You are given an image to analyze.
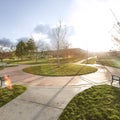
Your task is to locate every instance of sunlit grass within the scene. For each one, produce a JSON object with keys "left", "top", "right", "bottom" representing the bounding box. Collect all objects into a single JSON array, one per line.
[
  {"left": 23, "top": 64, "right": 97, "bottom": 76},
  {"left": 5, "top": 57, "right": 82, "bottom": 65},
  {"left": 82, "top": 58, "right": 97, "bottom": 64},
  {"left": 58, "top": 84, "right": 120, "bottom": 120},
  {"left": 98, "top": 57, "right": 120, "bottom": 68},
  {"left": 0, "top": 85, "right": 27, "bottom": 107}
]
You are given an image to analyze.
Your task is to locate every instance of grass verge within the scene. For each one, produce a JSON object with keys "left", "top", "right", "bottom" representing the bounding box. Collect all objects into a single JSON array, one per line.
[
  {"left": 5, "top": 57, "right": 82, "bottom": 65},
  {"left": 58, "top": 84, "right": 120, "bottom": 120},
  {"left": 23, "top": 64, "right": 97, "bottom": 76},
  {"left": 0, "top": 85, "right": 27, "bottom": 107},
  {"left": 98, "top": 57, "right": 120, "bottom": 68},
  {"left": 82, "top": 57, "right": 97, "bottom": 64}
]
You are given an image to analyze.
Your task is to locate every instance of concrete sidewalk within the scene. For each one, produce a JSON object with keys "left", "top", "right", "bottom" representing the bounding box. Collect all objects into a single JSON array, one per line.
[{"left": 0, "top": 64, "right": 120, "bottom": 120}]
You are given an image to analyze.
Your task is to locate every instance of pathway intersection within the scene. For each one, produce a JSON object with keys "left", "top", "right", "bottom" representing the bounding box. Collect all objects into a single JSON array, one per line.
[{"left": 0, "top": 64, "right": 119, "bottom": 120}]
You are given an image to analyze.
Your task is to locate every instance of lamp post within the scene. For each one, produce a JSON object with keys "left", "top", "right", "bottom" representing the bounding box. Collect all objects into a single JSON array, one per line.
[
  {"left": 86, "top": 48, "right": 88, "bottom": 64},
  {"left": 86, "top": 39, "right": 89, "bottom": 64}
]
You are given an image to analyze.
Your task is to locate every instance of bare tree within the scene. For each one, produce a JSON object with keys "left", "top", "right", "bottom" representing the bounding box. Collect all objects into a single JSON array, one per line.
[
  {"left": 0, "top": 46, "right": 10, "bottom": 62},
  {"left": 110, "top": 9, "right": 120, "bottom": 50},
  {"left": 0, "top": 38, "right": 12, "bottom": 62},
  {"left": 34, "top": 39, "right": 50, "bottom": 62},
  {"left": 52, "top": 20, "right": 69, "bottom": 67}
]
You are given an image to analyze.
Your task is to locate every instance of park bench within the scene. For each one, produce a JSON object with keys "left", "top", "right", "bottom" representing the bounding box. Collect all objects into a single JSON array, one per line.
[
  {"left": 111, "top": 75, "right": 120, "bottom": 85},
  {"left": 0, "top": 76, "right": 5, "bottom": 87}
]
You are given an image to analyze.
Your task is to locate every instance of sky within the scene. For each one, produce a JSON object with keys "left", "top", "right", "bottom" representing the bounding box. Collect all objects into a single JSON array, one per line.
[{"left": 0, "top": 0, "right": 120, "bottom": 52}]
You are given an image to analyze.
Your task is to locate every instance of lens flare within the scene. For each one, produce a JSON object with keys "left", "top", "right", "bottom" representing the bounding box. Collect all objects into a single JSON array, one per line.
[{"left": 4, "top": 75, "right": 13, "bottom": 90}]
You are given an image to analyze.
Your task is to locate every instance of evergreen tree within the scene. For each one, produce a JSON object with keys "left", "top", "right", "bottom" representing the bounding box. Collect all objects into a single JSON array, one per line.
[
  {"left": 26, "top": 38, "right": 36, "bottom": 59},
  {"left": 15, "top": 40, "right": 28, "bottom": 60}
]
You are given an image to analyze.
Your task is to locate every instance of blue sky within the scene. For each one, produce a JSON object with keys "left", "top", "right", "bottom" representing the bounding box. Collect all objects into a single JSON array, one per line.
[
  {"left": 0, "top": 0, "right": 120, "bottom": 51},
  {"left": 0, "top": 0, "right": 72, "bottom": 40}
]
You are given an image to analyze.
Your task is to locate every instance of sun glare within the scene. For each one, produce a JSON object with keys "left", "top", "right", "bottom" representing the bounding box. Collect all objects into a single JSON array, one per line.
[
  {"left": 69, "top": 34, "right": 113, "bottom": 52},
  {"left": 68, "top": 0, "right": 115, "bottom": 52}
]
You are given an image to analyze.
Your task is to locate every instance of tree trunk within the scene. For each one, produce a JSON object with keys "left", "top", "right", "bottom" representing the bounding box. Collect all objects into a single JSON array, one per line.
[{"left": 57, "top": 40, "right": 60, "bottom": 67}]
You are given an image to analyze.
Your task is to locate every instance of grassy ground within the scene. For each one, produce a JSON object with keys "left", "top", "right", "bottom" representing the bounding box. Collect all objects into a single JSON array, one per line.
[
  {"left": 58, "top": 84, "right": 120, "bottom": 120},
  {"left": 0, "top": 64, "right": 18, "bottom": 71},
  {"left": 4, "top": 58, "right": 49, "bottom": 65},
  {"left": 0, "top": 85, "right": 26, "bottom": 107},
  {"left": 98, "top": 57, "right": 120, "bottom": 68},
  {"left": 0, "top": 66, "right": 4, "bottom": 70},
  {"left": 23, "top": 64, "right": 97, "bottom": 76},
  {"left": 82, "top": 57, "right": 120, "bottom": 69},
  {"left": 82, "top": 57, "right": 97, "bottom": 64},
  {"left": 5, "top": 57, "right": 82, "bottom": 65}
]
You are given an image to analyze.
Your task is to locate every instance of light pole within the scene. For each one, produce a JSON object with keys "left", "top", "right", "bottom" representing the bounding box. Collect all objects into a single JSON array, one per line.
[
  {"left": 86, "top": 48, "right": 88, "bottom": 64},
  {"left": 86, "top": 39, "right": 89, "bottom": 64}
]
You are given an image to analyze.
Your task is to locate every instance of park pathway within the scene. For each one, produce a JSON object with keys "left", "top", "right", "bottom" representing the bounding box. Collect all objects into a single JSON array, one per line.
[{"left": 0, "top": 64, "right": 120, "bottom": 120}]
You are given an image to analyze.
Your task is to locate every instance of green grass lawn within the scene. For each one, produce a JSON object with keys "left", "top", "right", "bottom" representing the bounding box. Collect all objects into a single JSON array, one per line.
[
  {"left": 58, "top": 84, "right": 120, "bottom": 120},
  {"left": 82, "top": 57, "right": 97, "bottom": 64},
  {"left": 5, "top": 59, "right": 48, "bottom": 65},
  {"left": 98, "top": 57, "right": 120, "bottom": 68},
  {"left": 23, "top": 64, "right": 97, "bottom": 76},
  {"left": 5, "top": 57, "right": 82, "bottom": 65},
  {"left": 0, "top": 66, "right": 4, "bottom": 70},
  {"left": 0, "top": 85, "right": 26, "bottom": 107},
  {"left": 0, "top": 64, "right": 19, "bottom": 71}
]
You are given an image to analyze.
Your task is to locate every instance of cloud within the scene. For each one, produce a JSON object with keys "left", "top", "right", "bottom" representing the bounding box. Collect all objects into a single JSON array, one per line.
[
  {"left": 34, "top": 24, "right": 51, "bottom": 34},
  {"left": 32, "top": 23, "right": 75, "bottom": 49},
  {"left": 33, "top": 24, "right": 52, "bottom": 42},
  {"left": 16, "top": 37, "right": 29, "bottom": 43},
  {"left": 33, "top": 23, "right": 74, "bottom": 37},
  {"left": 32, "top": 33, "right": 48, "bottom": 41},
  {"left": 0, "top": 38, "right": 13, "bottom": 47}
]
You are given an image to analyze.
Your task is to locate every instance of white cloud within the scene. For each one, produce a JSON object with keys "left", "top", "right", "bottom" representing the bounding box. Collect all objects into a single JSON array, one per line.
[
  {"left": 33, "top": 24, "right": 50, "bottom": 34},
  {"left": 32, "top": 33, "right": 48, "bottom": 41},
  {"left": 32, "top": 23, "right": 74, "bottom": 48}
]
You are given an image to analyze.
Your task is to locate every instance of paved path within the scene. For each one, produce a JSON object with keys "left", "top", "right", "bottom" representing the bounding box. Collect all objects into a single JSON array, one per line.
[{"left": 0, "top": 64, "right": 120, "bottom": 120}]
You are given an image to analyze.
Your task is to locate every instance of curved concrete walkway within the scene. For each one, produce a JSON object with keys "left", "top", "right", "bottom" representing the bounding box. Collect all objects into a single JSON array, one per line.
[{"left": 0, "top": 64, "right": 119, "bottom": 120}]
